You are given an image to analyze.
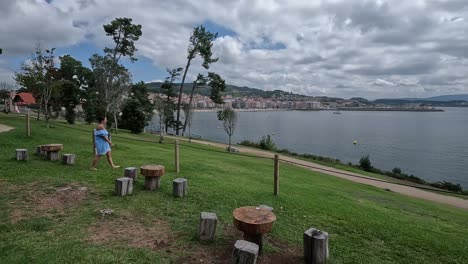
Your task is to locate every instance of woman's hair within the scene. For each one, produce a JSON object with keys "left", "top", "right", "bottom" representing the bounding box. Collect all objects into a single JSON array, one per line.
[{"left": 96, "top": 116, "right": 106, "bottom": 124}]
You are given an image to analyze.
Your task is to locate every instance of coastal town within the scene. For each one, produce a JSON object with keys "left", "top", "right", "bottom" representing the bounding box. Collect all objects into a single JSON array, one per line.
[{"left": 151, "top": 92, "right": 449, "bottom": 112}]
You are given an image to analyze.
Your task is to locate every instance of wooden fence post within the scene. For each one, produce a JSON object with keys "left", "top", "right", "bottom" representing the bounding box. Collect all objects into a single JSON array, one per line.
[
  {"left": 26, "top": 109, "right": 31, "bottom": 137},
  {"left": 175, "top": 139, "right": 180, "bottom": 173},
  {"left": 274, "top": 154, "right": 279, "bottom": 195}
]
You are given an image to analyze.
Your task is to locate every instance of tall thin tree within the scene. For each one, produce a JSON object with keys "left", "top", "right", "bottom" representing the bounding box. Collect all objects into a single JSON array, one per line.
[{"left": 175, "top": 25, "right": 218, "bottom": 135}]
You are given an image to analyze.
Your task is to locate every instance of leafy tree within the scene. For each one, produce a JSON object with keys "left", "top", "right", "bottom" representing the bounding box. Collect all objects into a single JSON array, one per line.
[
  {"left": 58, "top": 55, "right": 92, "bottom": 124},
  {"left": 359, "top": 155, "right": 372, "bottom": 172},
  {"left": 120, "top": 82, "right": 153, "bottom": 133},
  {"left": 217, "top": 107, "right": 237, "bottom": 152},
  {"left": 392, "top": 167, "right": 402, "bottom": 175},
  {"left": 259, "top": 134, "right": 276, "bottom": 151},
  {"left": 0, "top": 82, "right": 14, "bottom": 113},
  {"left": 176, "top": 25, "right": 218, "bottom": 135},
  {"left": 89, "top": 54, "right": 131, "bottom": 128},
  {"left": 15, "top": 47, "right": 59, "bottom": 127},
  {"left": 207, "top": 72, "right": 226, "bottom": 104},
  {"left": 120, "top": 99, "right": 146, "bottom": 133},
  {"left": 181, "top": 72, "right": 226, "bottom": 135},
  {"left": 100, "top": 17, "right": 142, "bottom": 131},
  {"left": 160, "top": 68, "right": 182, "bottom": 133}
]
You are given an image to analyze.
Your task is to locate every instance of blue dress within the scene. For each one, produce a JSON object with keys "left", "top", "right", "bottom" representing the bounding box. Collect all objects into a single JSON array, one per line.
[{"left": 94, "top": 129, "right": 111, "bottom": 155}]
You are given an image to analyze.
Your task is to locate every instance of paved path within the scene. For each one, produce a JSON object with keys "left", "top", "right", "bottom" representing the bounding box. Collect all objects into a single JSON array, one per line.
[
  {"left": 0, "top": 124, "right": 13, "bottom": 133},
  {"left": 182, "top": 138, "right": 468, "bottom": 210}
]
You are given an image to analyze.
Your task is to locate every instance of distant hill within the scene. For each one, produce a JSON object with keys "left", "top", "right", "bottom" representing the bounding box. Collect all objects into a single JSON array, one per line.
[
  {"left": 392, "top": 94, "right": 468, "bottom": 102},
  {"left": 145, "top": 82, "right": 311, "bottom": 99},
  {"left": 413, "top": 94, "right": 468, "bottom": 102},
  {"left": 374, "top": 94, "right": 468, "bottom": 106}
]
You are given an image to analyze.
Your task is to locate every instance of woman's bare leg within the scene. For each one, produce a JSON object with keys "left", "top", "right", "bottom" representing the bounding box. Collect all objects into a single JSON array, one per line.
[
  {"left": 91, "top": 155, "right": 101, "bottom": 170},
  {"left": 106, "top": 151, "right": 119, "bottom": 168}
]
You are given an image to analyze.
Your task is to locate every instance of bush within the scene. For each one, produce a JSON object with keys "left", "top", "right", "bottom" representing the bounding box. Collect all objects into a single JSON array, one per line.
[
  {"left": 239, "top": 140, "right": 260, "bottom": 148},
  {"left": 430, "top": 181, "right": 463, "bottom": 193},
  {"left": 359, "top": 155, "right": 372, "bottom": 172},
  {"left": 259, "top": 134, "right": 276, "bottom": 151},
  {"left": 392, "top": 167, "right": 402, "bottom": 174}
]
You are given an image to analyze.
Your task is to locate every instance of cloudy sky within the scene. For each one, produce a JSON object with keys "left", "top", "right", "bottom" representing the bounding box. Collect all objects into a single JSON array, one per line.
[{"left": 1, "top": 0, "right": 468, "bottom": 99}]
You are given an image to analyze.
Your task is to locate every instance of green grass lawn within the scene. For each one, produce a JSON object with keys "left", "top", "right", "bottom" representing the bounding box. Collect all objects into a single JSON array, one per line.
[{"left": 1, "top": 113, "right": 468, "bottom": 264}]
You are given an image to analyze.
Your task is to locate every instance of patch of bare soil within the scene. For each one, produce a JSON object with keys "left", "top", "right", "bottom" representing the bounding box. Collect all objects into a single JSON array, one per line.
[
  {"left": 8, "top": 182, "right": 90, "bottom": 223},
  {"left": 86, "top": 214, "right": 173, "bottom": 251}
]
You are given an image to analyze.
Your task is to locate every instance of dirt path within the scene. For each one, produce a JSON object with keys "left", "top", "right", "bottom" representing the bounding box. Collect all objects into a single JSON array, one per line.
[
  {"left": 0, "top": 124, "right": 13, "bottom": 133},
  {"left": 184, "top": 138, "right": 468, "bottom": 210}
]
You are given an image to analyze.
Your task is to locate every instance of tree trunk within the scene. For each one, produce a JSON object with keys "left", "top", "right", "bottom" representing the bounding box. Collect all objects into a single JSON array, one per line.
[
  {"left": 176, "top": 59, "right": 192, "bottom": 135},
  {"left": 182, "top": 82, "right": 197, "bottom": 135},
  {"left": 113, "top": 110, "right": 118, "bottom": 134},
  {"left": 229, "top": 136, "right": 232, "bottom": 153}
]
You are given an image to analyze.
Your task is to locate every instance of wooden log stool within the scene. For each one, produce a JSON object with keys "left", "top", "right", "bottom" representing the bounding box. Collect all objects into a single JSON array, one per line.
[
  {"left": 115, "top": 177, "right": 133, "bottom": 197},
  {"left": 173, "top": 178, "right": 188, "bottom": 197},
  {"left": 16, "top": 149, "right": 29, "bottom": 161},
  {"left": 233, "top": 206, "right": 276, "bottom": 255},
  {"left": 124, "top": 167, "right": 138, "bottom": 182},
  {"left": 41, "top": 144, "right": 63, "bottom": 161},
  {"left": 140, "top": 165, "right": 165, "bottom": 191},
  {"left": 304, "top": 228, "right": 329, "bottom": 264},
  {"left": 35, "top": 145, "right": 46, "bottom": 156},
  {"left": 232, "top": 240, "right": 259, "bottom": 264},
  {"left": 198, "top": 212, "right": 217, "bottom": 241},
  {"left": 62, "top": 154, "right": 76, "bottom": 165}
]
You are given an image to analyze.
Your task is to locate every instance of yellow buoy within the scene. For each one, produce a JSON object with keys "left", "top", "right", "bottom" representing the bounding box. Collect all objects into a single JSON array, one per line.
[{"left": 353, "top": 140, "right": 358, "bottom": 144}]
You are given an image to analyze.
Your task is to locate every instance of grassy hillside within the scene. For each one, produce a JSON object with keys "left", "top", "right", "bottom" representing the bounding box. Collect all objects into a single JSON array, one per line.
[{"left": 1, "top": 113, "right": 467, "bottom": 263}]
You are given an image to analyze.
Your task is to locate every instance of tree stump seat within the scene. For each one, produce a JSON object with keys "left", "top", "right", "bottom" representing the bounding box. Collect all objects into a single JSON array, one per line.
[
  {"left": 233, "top": 240, "right": 259, "bottom": 264},
  {"left": 62, "top": 154, "right": 76, "bottom": 165},
  {"left": 41, "top": 144, "right": 63, "bottom": 161},
  {"left": 124, "top": 167, "right": 138, "bottom": 182},
  {"left": 16, "top": 149, "right": 29, "bottom": 161},
  {"left": 173, "top": 178, "right": 188, "bottom": 197},
  {"left": 140, "top": 165, "right": 165, "bottom": 191},
  {"left": 233, "top": 206, "right": 276, "bottom": 255}
]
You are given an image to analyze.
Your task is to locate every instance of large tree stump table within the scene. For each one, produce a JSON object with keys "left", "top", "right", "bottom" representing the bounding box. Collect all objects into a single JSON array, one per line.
[
  {"left": 41, "top": 144, "right": 63, "bottom": 161},
  {"left": 140, "top": 165, "right": 165, "bottom": 191},
  {"left": 233, "top": 206, "right": 276, "bottom": 255}
]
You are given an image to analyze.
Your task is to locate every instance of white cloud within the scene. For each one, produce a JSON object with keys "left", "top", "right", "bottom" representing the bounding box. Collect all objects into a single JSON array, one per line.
[{"left": 1, "top": 0, "right": 468, "bottom": 99}]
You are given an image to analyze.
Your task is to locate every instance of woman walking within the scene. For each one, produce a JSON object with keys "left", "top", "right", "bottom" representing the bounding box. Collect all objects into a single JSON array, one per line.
[{"left": 91, "top": 116, "right": 120, "bottom": 170}]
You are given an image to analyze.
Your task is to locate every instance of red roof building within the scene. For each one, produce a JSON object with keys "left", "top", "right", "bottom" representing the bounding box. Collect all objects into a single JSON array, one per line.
[{"left": 13, "top": 92, "right": 36, "bottom": 106}]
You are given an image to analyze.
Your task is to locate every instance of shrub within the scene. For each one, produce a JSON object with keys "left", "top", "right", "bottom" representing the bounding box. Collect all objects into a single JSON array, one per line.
[
  {"left": 359, "top": 155, "right": 372, "bottom": 172},
  {"left": 259, "top": 134, "right": 276, "bottom": 151},
  {"left": 392, "top": 167, "right": 402, "bottom": 174},
  {"left": 430, "top": 181, "right": 463, "bottom": 193},
  {"left": 239, "top": 140, "right": 260, "bottom": 148}
]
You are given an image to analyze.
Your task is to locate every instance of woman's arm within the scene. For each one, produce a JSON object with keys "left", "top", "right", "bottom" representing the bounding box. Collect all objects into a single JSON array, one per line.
[{"left": 100, "top": 135, "right": 113, "bottom": 146}]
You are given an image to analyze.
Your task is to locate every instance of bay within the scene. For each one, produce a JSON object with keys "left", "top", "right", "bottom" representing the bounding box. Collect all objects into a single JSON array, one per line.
[{"left": 153, "top": 107, "right": 468, "bottom": 188}]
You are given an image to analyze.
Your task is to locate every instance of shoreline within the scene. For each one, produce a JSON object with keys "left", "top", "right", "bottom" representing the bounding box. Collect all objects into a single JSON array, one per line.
[{"left": 193, "top": 108, "right": 444, "bottom": 112}]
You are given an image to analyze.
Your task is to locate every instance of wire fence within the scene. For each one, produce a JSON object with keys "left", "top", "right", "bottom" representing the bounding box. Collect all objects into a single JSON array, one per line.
[{"left": 18, "top": 115, "right": 464, "bottom": 196}]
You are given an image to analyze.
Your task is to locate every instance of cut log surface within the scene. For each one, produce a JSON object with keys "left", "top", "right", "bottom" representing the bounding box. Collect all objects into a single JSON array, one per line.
[
  {"left": 140, "top": 164, "right": 165, "bottom": 177},
  {"left": 173, "top": 178, "right": 188, "bottom": 197},
  {"left": 199, "top": 212, "right": 217, "bottom": 241},
  {"left": 144, "top": 176, "right": 161, "bottom": 191},
  {"left": 16, "top": 149, "right": 29, "bottom": 161},
  {"left": 62, "top": 154, "right": 75, "bottom": 165},
  {"left": 41, "top": 144, "right": 64, "bottom": 152},
  {"left": 233, "top": 206, "right": 276, "bottom": 235},
  {"left": 115, "top": 177, "right": 130, "bottom": 197},
  {"left": 233, "top": 240, "right": 259, "bottom": 264},
  {"left": 124, "top": 167, "right": 137, "bottom": 181}
]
